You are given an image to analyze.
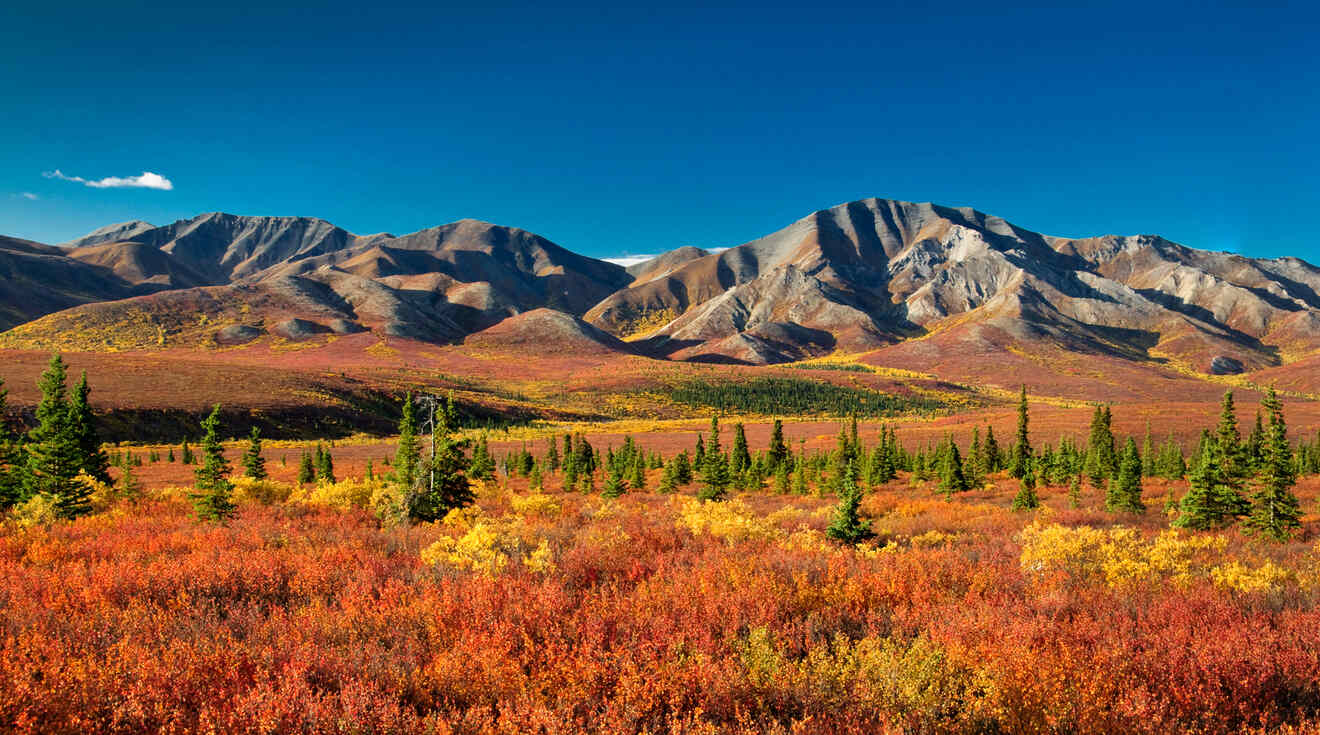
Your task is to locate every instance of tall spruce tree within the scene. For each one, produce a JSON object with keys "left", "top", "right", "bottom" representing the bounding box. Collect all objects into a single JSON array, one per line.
[
  {"left": 68, "top": 372, "right": 111, "bottom": 485},
  {"left": 938, "top": 440, "right": 970, "bottom": 496},
  {"left": 1175, "top": 434, "right": 1248, "bottom": 530},
  {"left": 316, "top": 444, "right": 336, "bottom": 482},
  {"left": 1106, "top": 438, "right": 1146, "bottom": 513},
  {"left": 1085, "top": 405, "right": 1116, "bottom": 486},
  {"left": 767, "top": 419, "right": 788, "bottom": 470},
  {"left": 1141, "top": 421, "right": 1156, "bottom": 478},
  {"left": 297, "top": 451, "right": 316, "bottom": 484},
  {"left": 1245, "top": 388, "right": 1301, "bottom": 541},
  {"left": 983, "top": 426, "right": 1002, "bottom": 473},
  {"left": 242, "top": 427, "right": 267, "bottom": 480},
  {"left": 191, "top": 405, "right": 236, "bottom": 522},
  {"left": 394, "top": 392, "right": 420, "bottom": 490},
  {"left": 1009, "top": 385, "right": 1031, "bottom": 478},
  {"left": 23, "top": 354, "right": 91, "bottom": 518},
  {"left": 410, "top": 394, "right": 473, "bottom": 521},
  {"left": 1214, "top": 391, "right": 1250, "bottom": 488},
  {"left": 730, "top": 423, "right": 751, "bottom": 475},
  {"left": 698, "top": 416, "right": 730, "bottom": 501}
]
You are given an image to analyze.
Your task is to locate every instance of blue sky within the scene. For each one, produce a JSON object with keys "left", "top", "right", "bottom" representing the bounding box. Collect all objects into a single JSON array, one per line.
[{"left": 2, "top": 1, "right": 1316, "bottom": 261}]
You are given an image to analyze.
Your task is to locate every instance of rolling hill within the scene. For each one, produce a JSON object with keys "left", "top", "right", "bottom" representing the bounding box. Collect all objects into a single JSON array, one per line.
[{"left": 3, "top": 199, "right": 1319, "bottom": 401}]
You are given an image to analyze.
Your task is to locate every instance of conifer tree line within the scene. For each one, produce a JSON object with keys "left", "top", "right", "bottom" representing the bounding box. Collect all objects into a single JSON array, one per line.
[
  {"left": 3, "top": 358, "right": 1315, "bottom": 544},
  {"left": 0, "top": 355, "right": 112, "bottom": 519}
]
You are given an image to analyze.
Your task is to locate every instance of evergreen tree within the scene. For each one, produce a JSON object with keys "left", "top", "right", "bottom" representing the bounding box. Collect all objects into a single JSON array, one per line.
[
  {"left": 180, "top": 440, "right": 194, "bottom": 465},
  {"left": 168, "top": 447, "right": 175, "bottom": 463},
  {"left": 241, "top": 427, "right": 267, "bottom": 480},
  {"left": 1215, "top": 391, "right": 1250, "bottom": 487},
  {"left": 1068, "top": 474, "right": 1082, "bottom": 508},
  {"left": 767, "top": 418, "right": 788, "bottom": 470},
  {"left": 826, "top": 460, "right": 873, "bottom": 544},
  {"left": 792, "top": 461, "right": 809, "bottom": 495},
  {"left": 628, "top": 453, "right": 647, "bottom": 491},
  {"left": 1011, "top": 466, "right": 1039, "bottom": 511},
  {"left": 938, "top": 440, "right": 969, "bottom": 496},
  {"left": 658, "top": 457, "right": 679, "bottom": 493},
  {"left": 1009, "top": 385, "right": 1032, "bottom": 478},
  {"left": 1106, "top": 438, "right": 1146, "bottom": 513},
  {"left": 1175, "top": 435, "right": 1249, "bottom": 530},
  {"left": 316, "top": 444, "right": 336, "bottom": 482},
  {"left": 23, "top": 354, "right": 91, "bottom": 518},
  {"left": 983, "top": 426, "right": 1002, "bottom": 473},
  {"left": 1085, "top": 405, "right": 1116, "bottom": 486},
  {"left": 1245, "top": 388, "right": 1301, "bottom": 541},
  {"left": 674, "top": 450, "right": 693, "bottom": 485},
  {"left": 773, "top": 461, "right": 790, "bottom": 494},
  {"left": 365, "top": 459, "right": 375, "bottom": 481},
  {"left": 410, "top": 395, "right": 473, "bottom": 521},
  {"left": 1245, "top": 411, "right": 1265, "bottom": 473},
  {"left": 730, "top": 422, "right": 751, "bottom": 474},
  {"left": 394, "top": 392, "right": 419, "bottom": 489},
  {"left": 191, "top": 405, "right": 236, "bottom": 522},
  {"left": 1141, "top": 421, "right": 1156, "bottom": 478},
  {"left": 298, "top": 451, "right": 316, "bottom": 484},
  {"left": 697, "top": 416, "right": 730, "bottom": 501},
  {"left": 469, "top": 433, "right": 496, "bottom": 480},
  {"left": 68, "top": 372, "right": 111, "bottom": 485},
  {"left": 118, "top": 452, "right": 142, "bottom": 500},
  {"left": 545, "top": 436, "right": 560, "bottom": 471},
  {"left": 602, "top": 461, "right": 627, "bottom": 498}
]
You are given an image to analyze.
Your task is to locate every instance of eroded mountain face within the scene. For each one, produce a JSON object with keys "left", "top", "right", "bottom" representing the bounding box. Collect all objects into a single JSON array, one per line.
[{"left": 5, "top": 199, "right": 1318, "bottom": 375}]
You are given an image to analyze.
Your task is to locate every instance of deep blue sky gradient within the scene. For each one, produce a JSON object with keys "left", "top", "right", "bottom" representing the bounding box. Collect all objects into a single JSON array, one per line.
[{"left": 2, "top": 1, "right": 1317, "bottom": 261}]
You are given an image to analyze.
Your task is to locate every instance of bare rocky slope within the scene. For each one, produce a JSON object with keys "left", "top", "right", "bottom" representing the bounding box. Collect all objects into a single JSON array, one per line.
[{"left": 4, "top": 201, "right": 1319, "bottom": 379}]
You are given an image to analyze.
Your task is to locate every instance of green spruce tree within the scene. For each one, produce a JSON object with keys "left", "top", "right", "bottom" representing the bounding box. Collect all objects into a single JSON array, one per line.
[
  {"left": 241, "top": 427, "right": 267, "bottom": 480},
  {"left": 191, "top": 405, "right": 236, "bottom": 522},
  {"left": 394, "top": 392, "right": 420, "bottom": 489},
  {"left": 68, "top": 372, "right": 111, "bottom": 485},
  {"left": 1106, "top": 438, "right": 1146, "bottom": 513},
  {"left": 1244, "top": 388, "right": 1301, "bottom": 541},
  {"left": 23, "top": 354, "right": 91, "bottom": 518},
  {"left": 826, "top": 460, "right": 873, "bottom": 544}
]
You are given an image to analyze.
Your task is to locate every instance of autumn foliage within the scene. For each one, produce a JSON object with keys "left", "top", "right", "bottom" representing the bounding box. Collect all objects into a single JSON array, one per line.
[{"left": 2, "top": 465, "right": 1320, "bottom": 735}]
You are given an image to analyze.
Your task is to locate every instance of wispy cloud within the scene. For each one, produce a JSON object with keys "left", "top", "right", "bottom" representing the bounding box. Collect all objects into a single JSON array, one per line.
[
  {"left": 43, "top": 169, "right": 174, "bottom": 190},
  {"left": 17, "top": 192, "right": 39, "bottom": 200},
  {"left": 602, "top": 254, "right": 657, "bottom": 267}
]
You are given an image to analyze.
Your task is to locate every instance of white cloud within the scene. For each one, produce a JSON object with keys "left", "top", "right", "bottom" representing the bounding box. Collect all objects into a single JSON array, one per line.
[
  {"left": 603, "top": 254, "right": 657, "bottom": 267},
  {"left": 43, "top": 169, "right": 174, "bottom": 190},
  {"left": 19, "top": 192, "right": 39, "bottom": 200}
]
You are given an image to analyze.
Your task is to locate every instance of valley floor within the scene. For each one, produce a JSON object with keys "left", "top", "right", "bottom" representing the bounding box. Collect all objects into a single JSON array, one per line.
[{"left": 5, "top": 466, "right": 1320, "bottom": 733}]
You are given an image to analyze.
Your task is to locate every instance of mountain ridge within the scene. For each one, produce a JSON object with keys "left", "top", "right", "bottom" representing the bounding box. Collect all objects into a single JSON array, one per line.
[{"left": 4, "top": 200, "right": 1317, "bottom": 384}]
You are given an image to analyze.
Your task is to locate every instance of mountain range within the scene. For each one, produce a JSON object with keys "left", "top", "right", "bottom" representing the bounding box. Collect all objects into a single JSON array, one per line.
[{"left": 4, "top": 198, "right": 1319, "bottom": 380}]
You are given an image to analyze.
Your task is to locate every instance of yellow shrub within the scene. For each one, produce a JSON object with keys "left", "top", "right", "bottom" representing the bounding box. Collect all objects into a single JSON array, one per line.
[
  {"left": 422, "top": 521, "right": 511, "bottom": 577},
  {"left": 422, "top": 516, "right": 554, "bottom": 577},
  {"left": 675, "top": 497, "right": 780, "bottom": 544},
  {"left": 523, "top": 539, "right": 556, "bottom": 574},
  {"left": 911, "top": 530, "right": 956, "bottom": 548},
  {"left": 1211, "top": 560, "right": 1293, "bottom": 594},
  {"left": 79, "top": 471, "right": 117, "bottom": 513},
  {"left": 510, "top": 492, "right": 561, "bottom": 517},
  {"left": 230, "top": 476, "right": 294, "bottom": 505},
  {"left": 289, "top": 477, "right": 383, "bottom": 510},
  {"left": 1019, "top": 522, "right": 1227, "bottom": 589},
  {"left": 11, "top": 493, "right": 59, "bottom": 529}
]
